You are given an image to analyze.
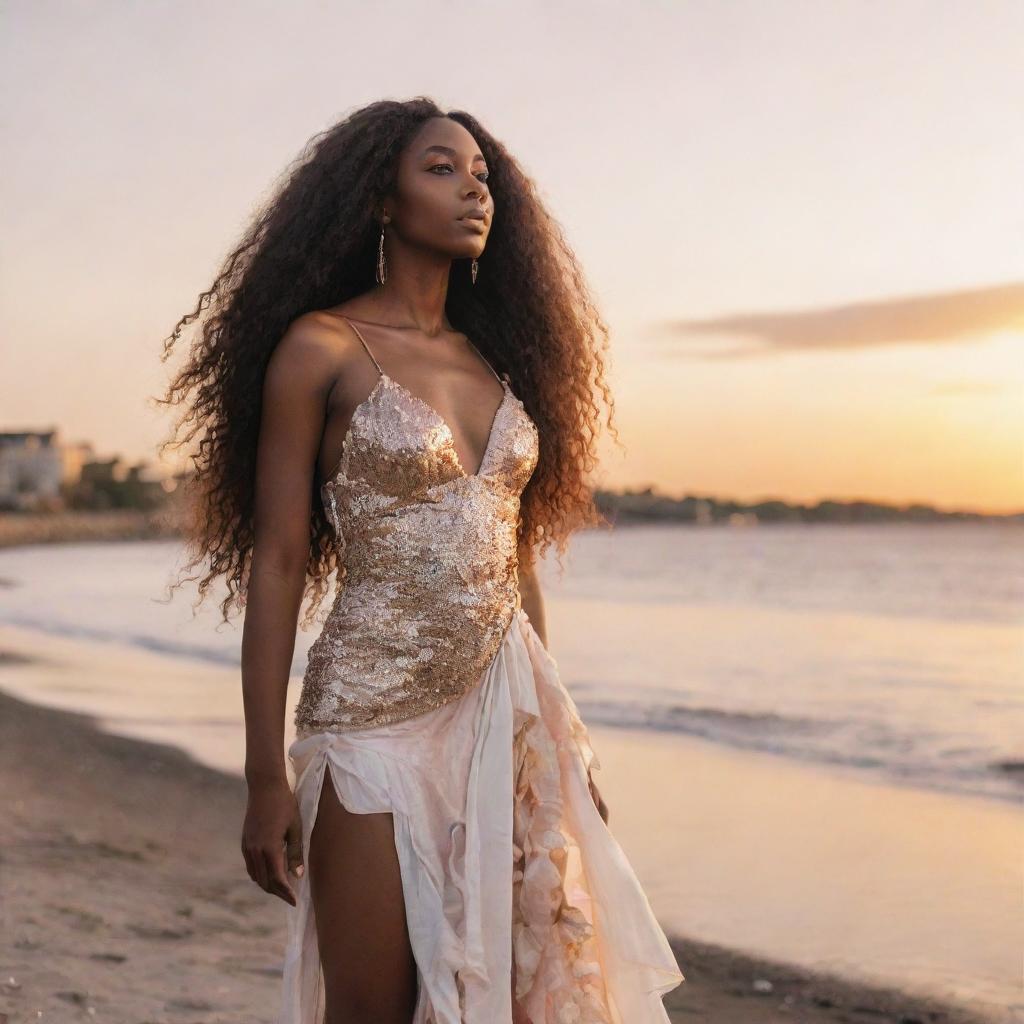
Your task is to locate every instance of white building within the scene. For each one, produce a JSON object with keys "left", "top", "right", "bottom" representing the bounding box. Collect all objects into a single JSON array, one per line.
[{"left": 0, "top": 429, "right": 74, "bottom": 510}]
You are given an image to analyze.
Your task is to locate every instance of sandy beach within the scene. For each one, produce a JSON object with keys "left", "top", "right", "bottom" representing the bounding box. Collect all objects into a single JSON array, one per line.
[{"left": 0, "top": 641, "right": 1002, "bottom": 1024}]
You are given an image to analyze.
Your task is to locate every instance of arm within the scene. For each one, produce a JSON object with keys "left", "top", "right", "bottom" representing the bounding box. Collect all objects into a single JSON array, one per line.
[
  {"left": 516, "top": 549, "right": 548, "bottom": 648},
  {"left": 240, "top": 316, "right": 337, "bottom": 904}
]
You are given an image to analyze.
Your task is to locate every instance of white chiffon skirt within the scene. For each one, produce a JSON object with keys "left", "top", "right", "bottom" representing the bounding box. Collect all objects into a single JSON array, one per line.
[{"left": 279, "top": 607, "right": 684, "bottom": 1023}]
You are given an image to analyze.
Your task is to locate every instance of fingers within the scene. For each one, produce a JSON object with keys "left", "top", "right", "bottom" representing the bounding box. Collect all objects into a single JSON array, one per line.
[
  {"left": 263, "top": 845, "right": 297, "bottom": 906},
  {"left": 241, "top": 839, "right": 256, "bottom": 883},
  {"left": 242, "top": 837, "right": 270, "bottom": 892},
  {"left": 286, "top": 816, "right": 305, "bottom": 879},
  {"left": 242, "top": 835, "right": 298, "bottom": 905}
]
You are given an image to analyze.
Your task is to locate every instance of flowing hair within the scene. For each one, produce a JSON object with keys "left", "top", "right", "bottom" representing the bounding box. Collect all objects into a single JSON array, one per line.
[{"left": 156, "top": 96, "right": 619, "bottom": 628}]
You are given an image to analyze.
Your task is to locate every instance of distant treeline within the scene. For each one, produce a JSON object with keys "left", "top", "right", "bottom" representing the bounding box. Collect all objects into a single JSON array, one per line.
[
  {"left": 595, "top": 487, "right": 1023, "bottom": 525},
  {"left": 1, "top": 488, "right": 1019, "bottom": 549}
]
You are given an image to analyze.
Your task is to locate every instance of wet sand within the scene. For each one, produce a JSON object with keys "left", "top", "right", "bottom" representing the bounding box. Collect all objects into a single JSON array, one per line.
[{"left": 0, "top": 671, "right": 1000, "bottom": 1023}]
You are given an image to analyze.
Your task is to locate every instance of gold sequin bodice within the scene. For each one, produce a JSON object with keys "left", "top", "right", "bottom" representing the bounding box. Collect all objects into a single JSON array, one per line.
[{"left": 293, "top": 319, "right": 540, "bottom": 737}]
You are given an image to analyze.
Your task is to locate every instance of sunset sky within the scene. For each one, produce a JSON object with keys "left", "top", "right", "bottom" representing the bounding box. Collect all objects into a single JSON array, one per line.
[{"left": 2, "top": 0, "right": 1021, "bottom": 513}]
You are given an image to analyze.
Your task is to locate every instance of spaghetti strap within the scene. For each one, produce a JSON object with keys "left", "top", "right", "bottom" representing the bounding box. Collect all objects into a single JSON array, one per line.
[
  {"left": 339, "top": 313, "right": 504, "bottom": 388},
  {"left": 464, "top": 336, "right": 505, "bottom": 386},
  {"left": 341, "top": 317, "right": 384, "bottom": 377}
]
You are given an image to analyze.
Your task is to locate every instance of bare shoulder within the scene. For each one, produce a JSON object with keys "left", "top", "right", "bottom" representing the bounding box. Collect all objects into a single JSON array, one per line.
[
  {"left": 266, "top": 310, "right": 368, "bottom": 393},
  {"left": 277, "top": 310, "right": 364, "bottom": 363}
]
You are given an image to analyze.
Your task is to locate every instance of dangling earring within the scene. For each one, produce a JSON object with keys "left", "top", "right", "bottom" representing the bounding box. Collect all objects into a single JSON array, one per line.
[
  {"left": 376, "top": 222, "right": 388, "bottom": 284},
  {"left": 471, "top": 257, "right": 479, "bottom": 285}
]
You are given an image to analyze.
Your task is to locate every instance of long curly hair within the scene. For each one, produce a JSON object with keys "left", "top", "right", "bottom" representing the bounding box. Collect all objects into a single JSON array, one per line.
[{"left": 156, "top": 96, "right": 619, "bottom": 628}]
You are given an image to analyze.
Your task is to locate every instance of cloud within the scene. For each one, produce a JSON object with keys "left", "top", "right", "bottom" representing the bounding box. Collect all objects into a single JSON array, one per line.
[{"left": 657, "top": 280, "right": 1024, "bottom": 360}]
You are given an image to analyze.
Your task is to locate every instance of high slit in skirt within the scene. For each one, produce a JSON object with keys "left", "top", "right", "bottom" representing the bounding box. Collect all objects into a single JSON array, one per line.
[{"left": 279, "top": 607, "right": 685, "bottom": 1023}]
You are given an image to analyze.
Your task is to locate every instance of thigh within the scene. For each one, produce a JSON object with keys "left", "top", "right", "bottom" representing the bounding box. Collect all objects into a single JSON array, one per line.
[{"left": 308, "top": 767, "right": 418, "bottom": 1023}]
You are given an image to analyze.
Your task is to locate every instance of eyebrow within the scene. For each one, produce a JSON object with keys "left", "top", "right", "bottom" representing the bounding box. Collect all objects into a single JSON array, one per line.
[{"left": 422, "top": 145, "right": 486, "bottom": 162}]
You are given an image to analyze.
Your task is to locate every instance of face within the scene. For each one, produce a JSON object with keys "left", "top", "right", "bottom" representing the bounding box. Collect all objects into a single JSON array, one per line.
[{"left": 382, "top": 116, "right": 493, "bottom": 259}]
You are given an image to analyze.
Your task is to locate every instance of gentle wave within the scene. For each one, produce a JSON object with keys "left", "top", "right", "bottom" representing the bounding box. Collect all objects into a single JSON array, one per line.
[{"left": 575, "top": 697, "right": 1024, "bottom": 807}]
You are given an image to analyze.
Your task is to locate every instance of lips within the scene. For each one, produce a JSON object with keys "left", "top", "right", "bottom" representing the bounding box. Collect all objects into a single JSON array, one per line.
[{"left": 460, "top": 210, "right": 487, "bottom": 222}]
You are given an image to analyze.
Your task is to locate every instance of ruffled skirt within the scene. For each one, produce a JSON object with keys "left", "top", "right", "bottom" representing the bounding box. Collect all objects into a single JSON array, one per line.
[{"left": 279, "top": 607, "right": 684, "bottom": 1023}]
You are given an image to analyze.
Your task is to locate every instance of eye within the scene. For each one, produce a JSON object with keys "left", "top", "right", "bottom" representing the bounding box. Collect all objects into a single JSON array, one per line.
[{"left": 428, "top": 163, "right": 489, "bottom": 183}]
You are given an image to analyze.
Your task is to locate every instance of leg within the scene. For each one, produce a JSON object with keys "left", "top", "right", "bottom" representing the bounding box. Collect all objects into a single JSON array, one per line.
[{"left": 308, "top": 766, "right": 418, "bottom": 1024}]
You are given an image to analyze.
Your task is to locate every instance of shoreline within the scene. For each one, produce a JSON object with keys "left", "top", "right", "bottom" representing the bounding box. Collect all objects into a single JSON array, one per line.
[
  {"left": 0, "top": 682, "right": 1002, "bottom": 1023},
  {"left": 1, "top": 509, "right": 1021, "bottom": 555},
  {"left": 0, "top": 509, "right": 183, "bottom": 550}
]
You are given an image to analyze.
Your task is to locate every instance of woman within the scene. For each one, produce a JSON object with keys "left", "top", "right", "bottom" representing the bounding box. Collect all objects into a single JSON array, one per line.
[{"left": 159, "top": 97, "right": 684, "bottom": 1023}]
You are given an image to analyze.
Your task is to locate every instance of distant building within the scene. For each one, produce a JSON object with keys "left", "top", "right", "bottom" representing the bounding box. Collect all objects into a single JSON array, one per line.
[
  {"left": 0, "top": 429, "right": 170, "bottom": 511},
  {"left": 727, "top": 510, "right": 759, "bottom": 527},
  {"left": 0, "top": 429, "right": 66, "bottom": 510},
  {"left": 694, "top": 498, "right": 714, "bottom": 525},
  {"left": 75, "top": 457, "right": 168, "bottom": 509}
]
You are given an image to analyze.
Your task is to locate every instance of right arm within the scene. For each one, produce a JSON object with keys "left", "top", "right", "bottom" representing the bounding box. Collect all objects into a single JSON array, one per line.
[{"left": 239, "top": 315, "right": 337, "bottom": 906}]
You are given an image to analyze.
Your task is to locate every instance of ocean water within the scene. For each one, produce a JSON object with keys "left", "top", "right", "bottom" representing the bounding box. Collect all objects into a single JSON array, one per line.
[
  {"left": 0, "top": 521, "right": 1021, "bottom": 806},
  {"left": 3, "top": 522, "right": 1023, "bottom": 1017}
]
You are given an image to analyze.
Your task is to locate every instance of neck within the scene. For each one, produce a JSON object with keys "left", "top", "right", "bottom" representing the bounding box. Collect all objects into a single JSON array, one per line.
[{"left": 369, "top": 244, "right": 453, "bottom": 336}]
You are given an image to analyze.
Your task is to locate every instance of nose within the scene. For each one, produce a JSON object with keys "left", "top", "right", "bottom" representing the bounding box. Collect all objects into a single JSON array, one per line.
[
  {"left": 463, "top": 173, "right": 488, "bottom": 198},
  {"left": 465, "top": 191, "right": 489, "bottom": 219}
]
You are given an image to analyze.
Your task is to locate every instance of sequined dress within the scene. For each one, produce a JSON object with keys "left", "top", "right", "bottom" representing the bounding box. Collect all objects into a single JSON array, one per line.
[{"left": 280, "top": 318, "right": 684, "bottom": 1023}]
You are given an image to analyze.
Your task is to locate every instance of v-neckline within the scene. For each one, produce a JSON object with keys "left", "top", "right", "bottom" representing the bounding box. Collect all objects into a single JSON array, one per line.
[
  {"left": 381, "top": 372, "right": 510, "bottom": 480},
  {"left": 323, "top": 373, "right": 510, "bottom": 488}
]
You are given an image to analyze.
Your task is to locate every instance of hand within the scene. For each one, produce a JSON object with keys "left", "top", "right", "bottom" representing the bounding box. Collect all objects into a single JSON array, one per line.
[
  {"left": 588, "top": 770, "right": 609, "bottom": 825},
  {"left": 241, "top": 777, "right": 305, "bottom": 906}
]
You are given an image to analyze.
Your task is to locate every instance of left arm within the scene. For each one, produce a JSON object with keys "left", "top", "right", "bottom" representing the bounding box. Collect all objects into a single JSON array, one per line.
[{"left": 516, "top": 545, "right": 610, "bottom": 825}]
